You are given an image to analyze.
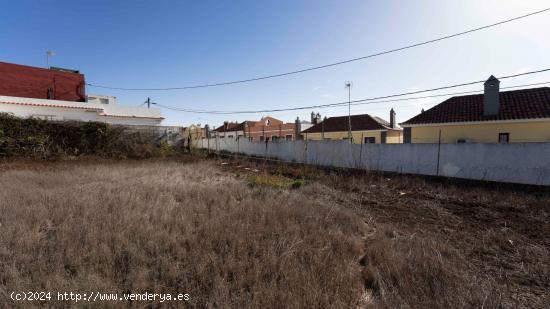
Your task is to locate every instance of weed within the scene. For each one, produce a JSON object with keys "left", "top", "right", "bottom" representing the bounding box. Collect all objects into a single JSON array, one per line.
[
  {"left": 247, "top": 173, "right": 293, "bottom": 188},
  {"left": 291, "top": 178, "right": 305, "bottom": 189}
]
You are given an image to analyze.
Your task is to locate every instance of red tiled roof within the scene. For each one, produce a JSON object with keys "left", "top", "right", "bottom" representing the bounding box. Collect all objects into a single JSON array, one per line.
[
  {"left": 303, "top": 114, "right": 397, "bottom": 133},
  {"left": 0, "top": 100, "right": 102, "bottom": 111},
  {"left": 214, "top": 122, "right": 242, "bottom": 132},
  {"left": 401, "top": 87, "right": 550, "bottom": 126},
  {"left": 214, "top": 120, "right": 261, "bottom": 132}
]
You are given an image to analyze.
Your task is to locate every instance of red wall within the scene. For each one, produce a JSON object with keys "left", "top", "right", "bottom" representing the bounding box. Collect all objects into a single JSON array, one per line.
[
  {"left": 0, "top": 62, "right": 86, "bottom": 102},
  {"left": 245, "top": 118, "right": 297, "bottom": 141}
]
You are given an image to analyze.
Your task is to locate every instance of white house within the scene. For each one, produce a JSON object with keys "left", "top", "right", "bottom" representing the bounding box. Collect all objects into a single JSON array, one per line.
[{"left": 0, "top": 94, "right": 164, "bottom": 126}]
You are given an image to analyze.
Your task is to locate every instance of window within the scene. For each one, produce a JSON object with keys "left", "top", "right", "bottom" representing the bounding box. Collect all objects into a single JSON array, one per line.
[
  {"left": 31, "top": 115, "right": 55, "bottom": 121},
  {"left": 285, "top": 135, "right": 292, "bottom": 141},
  {"left": 364, "top": 137, "right": 376, "bottom": 144},
  {"left": 260, "top": 136, "right": 265, "bottom": 142},
  {"left": 272, "top": 136, "right": 278, "bottom": 142},
  {"left": 99, "top": 98, "right": 109, "bottom": 104},
  {"left": 499, "top": 133, "right": 509, "bottom": 144},
  {"left": 227, "top": 135, "right": 234, "bottom": 138}
]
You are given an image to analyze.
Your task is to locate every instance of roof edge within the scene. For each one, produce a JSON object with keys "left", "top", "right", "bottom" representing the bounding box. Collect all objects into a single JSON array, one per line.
[{"left": 401, "top": 117, "right": 550, "bottom": 127}]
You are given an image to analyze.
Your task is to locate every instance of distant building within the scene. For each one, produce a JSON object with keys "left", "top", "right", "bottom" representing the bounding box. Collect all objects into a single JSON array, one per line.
[
  {"left": 212, "top": 116, "right": 303, "bottom": 142},
  {"left": 302, "top": 109, "right": 403, "bottom": 144},
  {"left": 0, "top": 62, "right": 163, "bottom": 126},
  {"left": 212, "top": 121, "right": 245, "bottom": 139},
  {"left": 400, "top": 76, "right": 550, "bottom": 143},
  {"left": 0, "top": 93, "right": 164, "bottom": 126},
  {"left": 183, "top": 124, "right": 207, "bottom": 140},
  {"left": 245, "top": 117, "right": 298, "bottom": 142}
]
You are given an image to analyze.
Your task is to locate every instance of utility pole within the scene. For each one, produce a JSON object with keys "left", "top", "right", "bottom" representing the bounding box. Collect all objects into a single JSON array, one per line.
[
  {"left": 345, "top": 81, "right": 353, "bottom": 142},
  {"left": 145, "top": 97, "right": 157, "bottom": 109}
]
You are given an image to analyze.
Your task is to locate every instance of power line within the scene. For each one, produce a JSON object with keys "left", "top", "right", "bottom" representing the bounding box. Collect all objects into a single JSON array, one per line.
[
  {"left": 184, "top": 80, "right": 550, "bottom": 127},
  {"left": 153, "top": 68, "right": 550, "bottom": 114},
  {"left": 156, "top": 80, "right": 550, "bottom": 115},
  {"left": 86, "top": 8, "right": 550, "bottom": 91},
  {"left": 350, "top": 81, "right": 550, "bottom": 111}
]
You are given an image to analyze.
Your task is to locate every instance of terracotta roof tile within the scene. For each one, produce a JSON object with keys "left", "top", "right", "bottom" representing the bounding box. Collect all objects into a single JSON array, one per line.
[
  {"left": 214, "top": 122, "right": 243, "bottom": 132},
  {"left": 401, "top": 87, "right": 550, "bottom": 125},
  {"left": 303, "top": 114, "right": 397, "bottom": 133}
]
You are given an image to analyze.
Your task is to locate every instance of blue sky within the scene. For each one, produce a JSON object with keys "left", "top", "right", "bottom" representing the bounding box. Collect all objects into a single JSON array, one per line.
[{"left": 1, "top": 0, "right": 549, "bottom": 126}]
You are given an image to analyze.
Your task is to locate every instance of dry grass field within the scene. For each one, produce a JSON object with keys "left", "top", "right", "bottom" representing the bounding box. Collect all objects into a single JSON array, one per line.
[{"left": 0, "top": 156, "right": 549, "bottom": 308}]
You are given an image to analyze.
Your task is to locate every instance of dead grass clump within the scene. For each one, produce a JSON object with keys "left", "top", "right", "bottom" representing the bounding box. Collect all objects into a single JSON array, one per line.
[
  {"left": 247, "top": 173, "right": 295, "bottom": 189},
  {"left": 0, "top": 160, "right": 365, "bottom": 308},
  {"left": 217, "top": 156, "right": 550, "bottom": 307},
  {"left": 361, "top": 231, "right": 502, "bottom": 308}
]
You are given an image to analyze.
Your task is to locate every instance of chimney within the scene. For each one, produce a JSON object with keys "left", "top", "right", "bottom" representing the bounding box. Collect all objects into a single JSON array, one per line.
[
  {"left": 483, "top": 75, "right": 500, "bottom": 116},
  {"left": 311, "top": 112, "right": 317, "bottom": 124},
  {"left": 205, "top": 124, "right": 210, "bottom": 138},
  {"left": 295, "top": 117, "right": 302, "bottom": 140},
  {"left": 389, "top": 108, "right": 396, "bottom": 128}
]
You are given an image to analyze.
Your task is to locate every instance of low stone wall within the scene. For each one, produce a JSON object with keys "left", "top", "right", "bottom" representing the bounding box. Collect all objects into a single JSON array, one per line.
[{"left": 193, "top": 138, "right": 550, "bottom": 186}]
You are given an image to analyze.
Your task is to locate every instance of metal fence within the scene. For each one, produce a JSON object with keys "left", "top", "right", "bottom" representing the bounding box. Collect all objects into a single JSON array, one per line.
[{"left": 117, "top": 125, "right": 184, "bottom": 145}]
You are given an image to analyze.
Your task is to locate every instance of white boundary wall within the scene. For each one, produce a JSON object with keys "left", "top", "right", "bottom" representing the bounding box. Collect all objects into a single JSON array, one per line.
[{"left": 193, "top": 138, "right": 550, "bottom": 186}]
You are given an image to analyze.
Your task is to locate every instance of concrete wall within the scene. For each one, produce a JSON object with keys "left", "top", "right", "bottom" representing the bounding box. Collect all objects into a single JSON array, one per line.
[{"left": 193, "top": 138, "right": 550, "bottom": 186}]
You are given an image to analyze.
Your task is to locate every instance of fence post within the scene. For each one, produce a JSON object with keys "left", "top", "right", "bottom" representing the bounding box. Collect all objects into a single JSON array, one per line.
[
  {"left": 436, "top": 129, "right": 442, "bottom": 176},
  {"left": 305, "top": 133, "right": 308, "bottom": 165},
  {"left": 359, "top": 132, "right": 364, "bottom": 169},
  {"left": 264, "top": 139, "right": 268, "bottom": 162}
]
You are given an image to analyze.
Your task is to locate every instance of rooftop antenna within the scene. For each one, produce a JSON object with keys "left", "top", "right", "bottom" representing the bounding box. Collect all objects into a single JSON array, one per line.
[{"left": 46, "top": 51, "right": 55, "bottom": 68}]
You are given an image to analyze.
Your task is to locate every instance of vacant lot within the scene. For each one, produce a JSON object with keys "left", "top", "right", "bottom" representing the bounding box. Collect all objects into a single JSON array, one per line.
[{"left": 0, "top": 157, "right": 548, "bottom": 308}]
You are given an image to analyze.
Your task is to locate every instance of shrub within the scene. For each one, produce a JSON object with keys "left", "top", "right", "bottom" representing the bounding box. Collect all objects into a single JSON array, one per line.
[{"left": 0, "top": 113, "right": 175, "bottom": 159}]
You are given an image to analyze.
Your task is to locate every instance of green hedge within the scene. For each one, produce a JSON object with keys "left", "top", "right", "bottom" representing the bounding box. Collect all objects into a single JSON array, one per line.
[{"left": 0, "top": 113, "right": 174, "bottom": 159}]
